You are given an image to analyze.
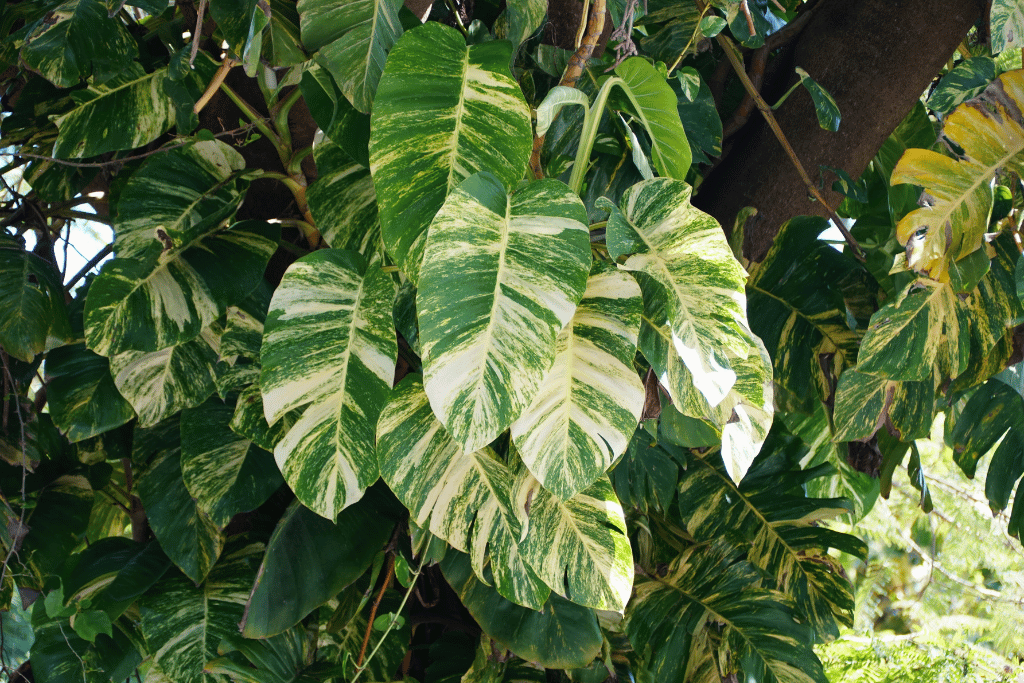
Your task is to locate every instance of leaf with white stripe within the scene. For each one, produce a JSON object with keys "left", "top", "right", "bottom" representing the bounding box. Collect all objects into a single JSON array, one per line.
[
  {"left": 139, "top": 540, "right": 263, "bottom": 683},
  {"left": 306, "top": 139, "right": 378, "bottom": 251},
  {"left": 180, "top": 399, "right": 284, "bottom": 528},
  {"left": 377, "top": 376, "right": 550, "bottom": 609},
  {"left": 113, "top": 140, "right": 249, "bottom": 261},
  {"left": 299, "top": 0, "right": 404, "bottom": 112},
  {"left": 369, "top": 22, "right": 533, "bottom": 282},
  {"left": 603, "top": 178, "right": 752, "bottom": 408},
  {"left": 261, "top": 249, "right": 397, "bottom": 519},
  {"left": 46, "top": 343, "right": 135, "bottom": 443},
  {"left": 419, "top": 174, "right": 591, "bottom": 453},
  {"left": 110, "top": 324, "right": 221, "bottom": 428},
  {"left": 85, "top": 221, "right": 278, "bottom": 356},
  {"left": 510, "top": 263, "right": 644, "bottom": 500},
  {"left": 515, "top": 471, "right": 633, "bottom": 612}
]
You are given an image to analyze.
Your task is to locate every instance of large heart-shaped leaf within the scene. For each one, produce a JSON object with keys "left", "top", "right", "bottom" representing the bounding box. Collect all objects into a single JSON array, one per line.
[
  {"left": 514, "top": 472, "right": 633, "bottom": 612},
  {"left": 299, "top": 0, "right": 404, "bottom": 112},
  {"left": 0, "top": 233, "right": 71, "bottom": 362},
  {"left": 51, "top": 63, "right": 179, "bottom": 158},
  {"left": 139, "top": 541, "right": 263, "bottom": 683},
  {"left": 510, "top": 264, "right": 644, "bottom": 500},
  {"left": 306, "top": 139, "right": 378, "bottom": 251},
  {"left": 85, "top": 221, "right": 277, "bottom": 356},
  {"left": 260, "top": 249, "right": 397, "bottom": 519},
  {"left": 418, "top": 174, "right": 591, "bottom": 453},
  {"left": 19, "top": 0, "right": 136, "bottom": 88},
  {"left": 613, "top": 57, "right": 692, "bottom": 179},
  {"left": 112, "top": 140, "right": 249, "bottom": 261},
  {"left": 604, "top": 178, "right": 753, "bottom": 408},
  {"left": 369, "top": 23, "right": 533, "bottom": 282},
  {"left": 378, "top": 377, "right": 550, "bottom": 610},
  {"left": 45, "top": 343, "right": 135, "bottom": 443}
]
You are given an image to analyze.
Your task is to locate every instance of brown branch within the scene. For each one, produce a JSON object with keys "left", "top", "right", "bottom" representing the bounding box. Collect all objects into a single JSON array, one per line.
[
  {"left": 528, "top": 0, "right": 608, "bottom": 179},
  {"left": 722, "top": 44, "right": 768, "bottom": 138},
  {"left": 65, "top": 243, "right": 113, "bottom": 291},
  {"left": 189, "top": 0, "right": 208, "bottom": 67},
  {"left": 357, "top": 553, "right": 395, "bottom": 667},
  {"left": 739, "top": 0, "right": 756, "bottom": 36}
]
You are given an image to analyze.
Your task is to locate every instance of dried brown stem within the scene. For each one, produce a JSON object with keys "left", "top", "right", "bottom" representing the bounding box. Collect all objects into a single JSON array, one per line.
[
  {"left": 193, "top": 57, "right": 235, "bottom": 114},
  {"left": 358, "top": 553, "right": 395, "bottom": 667}
]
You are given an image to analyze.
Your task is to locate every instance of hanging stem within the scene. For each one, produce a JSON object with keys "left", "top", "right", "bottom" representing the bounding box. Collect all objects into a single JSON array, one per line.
[{"left": 352, "top": 555, "right": 424, "bottom": 683}]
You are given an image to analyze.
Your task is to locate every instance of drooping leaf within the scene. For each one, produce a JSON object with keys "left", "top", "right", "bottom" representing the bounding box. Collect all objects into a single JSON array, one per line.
[
  {"left": 180, "top": 399, "right": 283, "bottom": 528},
  {"left": 62, "top": 537, "right": 172, "bottom": 617},
  {"left": 418, "top": 174, "right": 591, "bottom": 453},
  {"left": 604, "top": 178, "right": 753, "bottom": 409},
  {"left": 260, "top": 249, "right": 397, "bottom": 519},
  {"left": 991, "top": 0, "right": 1024, "bottom": 54},
  {"left": 109, "top": 324, "right": 221, "bottom": 428},
  {"left": 85, "top": 221, "right": 277, "bottom": 356},
  {"left": 948, "top": 379, "right": 1024, "bottom": 478},
  {"left": 441, "top": 551, "right": 603, "bottom": 670},
  {"left": 241, "top": 491, "right": 395, "bottom": 638},
  {"left": 377, "top": 376, "right": 549, "bottom": 610},
  {"left": 204, "top": 627, "right": 313, "bottom": 682},
  {"left": 674, "top": 70, "right": 722, "bottom": 165},
  {"left": 0, "top": 232, "right": 72, "bottom": 362},
  {"left": 139, "top": 541, "right": 263, "bottom": 683},
  {"left": 306, "top": 139, "right": 378, "bottom": 251},
  {"left": 613, "top": 57, "right": 692, "bottom": 179},
  {"left": 796, "top": 67, "right": 841, "bottom": 132},
  {"left": 369, "top": 22, "right": 533, "bottom": 282},
  {"left": 45, "top": 342, "right": 135, "bottom": 443},
  {"left": 19, "top": 0, "right": 136, "bottom": 88},
  {"left": 833, "top": 370, "right": 935, "bottom": 442}
]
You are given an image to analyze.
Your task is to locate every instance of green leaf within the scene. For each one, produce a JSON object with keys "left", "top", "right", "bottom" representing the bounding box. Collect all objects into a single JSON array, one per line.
[
  {"left": 494, "top": 0, "right": 545, "bottom": 52},
  {"left": 299, "top": 0, "right": 404, "bottom": 112},
  {"left": 442, "top": 551, "right": 603, "bottom": 670},
  {"left": 796, "top": 67, "right": 840, "bottom": 132},
  {"left": 417, "top": 174, "right": 590, "bottom": 452},
  {"left": 112, "top": 140, "right": 249, "bottom": 261},
  {"left": 927, "top": 57, "right": 997, "bottom": 113},
  {"left": 180, "top": 399, "right": 283, "bottom": 528},
  {"left": 260, "top": 249, "right": 397, "bottom": 519},
  {"left": 0, "top": 233, "right": 71, "bottom": 362},
  {"left": 139, "top": 540, "right": 263, "bottom": 683},
  {"left": 605, "top": 178, "right": 753, "bottom": 411},
  {"left": 136, "top": 422, "right": 225, "bottom": 583},
  {"left": 62, "top": 538, "right": 172, "bottom": 616},
  {"left": 85, "top": 220, "right": 277, "bottom": 356},
  {"left": 515, "top": 472, "right": 633, "bottom": 612},
  {"left": 208, "top": 0, "right": 267, "bottom": 75},
  {"left": 627, "top": 541, "right": 828, "bottom": 683},
  {"left": 109, "top": 324, "right": 221, "bottom": 428},
  {"left": 674, "top": 70, "right": 722, "bottom": 165},
  {"left": 241, "top": 492, "right": 395, "bottom": 637},
  {"left": 857, "top": 280, "right": 970, "bottom": 382},
  {"left": 833, "top": 370, "right": 934, "bottom": 442},
  {"left": 263, "top": 0, "right": 306, "bottom": 67},
  {"left": 230, "top": 380, "right": 298, "bottom": 451},
  {"left": 204, "top": 628, "right": 312, "bottom": 683},
  {"left": 70, "top": 609, "right": 112, "bottom": 643},
  {"left": 614, "top": 57, "right": 692, "bottom": 179},
  {"left": 991, "top": 0, "right": 1024, "bottom": 54},
  {"left": 51, "top": 63, "right": 180, "bottom": 158},
  {"left": 377, "top": 376, "right": 550, "bottom": 610},
  {"left": 369, "top": 22, "right": 533, "bottom": 282},
  {"left": 45, "top": 342, "right": 135, "bottom": 443},
  {"left": 19, "top": 0, "right": 136, "bottom": 88},
  {"left": 949, "top": 379, "right": 1024, "bottom": 478},
  {"left": 306, "top": 139, "right": 379, "bottom": 251},
  {"left": 20, "top": 475, "right": 94, "bottom": 587},
  {"left": 510, "top": 263, "right": 644, "bottom": 500}
]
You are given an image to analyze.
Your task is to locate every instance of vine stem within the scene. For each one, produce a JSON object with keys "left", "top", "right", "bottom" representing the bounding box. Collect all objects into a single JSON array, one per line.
[
  {"left": 193, "top": 56, "right": 234, "bottom": 114},
  {"left": 357, "top": 553, "right": 395, "bottom": 667},
  {"left": 713, "top": 31, "right": 865, "bottom": 261},
  {"left": 352, "top": 554, "right": 424, "bottom": 683}
]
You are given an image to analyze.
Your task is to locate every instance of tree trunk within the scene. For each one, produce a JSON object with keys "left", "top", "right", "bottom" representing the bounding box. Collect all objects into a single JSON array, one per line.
[{"left": 693, "top": 0, "right": 984, "bottom": 261}]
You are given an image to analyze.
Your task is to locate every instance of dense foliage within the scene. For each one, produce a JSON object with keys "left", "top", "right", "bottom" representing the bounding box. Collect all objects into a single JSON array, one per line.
[{"left": 0, "top": 0, "right": 1023, "bottom": 681}]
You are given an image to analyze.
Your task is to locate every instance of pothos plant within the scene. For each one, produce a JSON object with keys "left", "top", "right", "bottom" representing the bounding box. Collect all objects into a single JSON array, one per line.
[{"left": 0, "top": 0, "right": 1023, "bottom": 682}]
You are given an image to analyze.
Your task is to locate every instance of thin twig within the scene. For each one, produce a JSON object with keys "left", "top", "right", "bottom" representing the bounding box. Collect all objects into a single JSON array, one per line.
[
  {"left": 64, "top": 243, "right": 113, "bottom": 291},
  {"left": 189, "top": 0, "right": 208, "bottom": 67},
  {"left": 194, "top": 57, "right": 236, "bottom": 114},
  {"left": 357, "top": 553, "right": 395, "bottom": 667},
  {"left": 739, "top": 0, "right": 756, "bottom": 36}
]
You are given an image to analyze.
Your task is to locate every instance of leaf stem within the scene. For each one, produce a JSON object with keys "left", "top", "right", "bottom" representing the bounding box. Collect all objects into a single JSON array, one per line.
[
  {"left": 193, "top": 56, "right": 235, "bottom": 115},
  {"left": 353, "top": 554, "right": 424, "bottom": 683}
]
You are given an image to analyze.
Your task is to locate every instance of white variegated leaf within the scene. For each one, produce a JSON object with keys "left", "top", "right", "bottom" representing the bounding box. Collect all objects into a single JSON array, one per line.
[
  {"left": 514, "top": 471, "right": 633, "bottom": 612},
  {"left": 604, "top": 178, "right": 753, "bottom": 408},
  {"left": 261, "top": 249, "right": 397, "bottom": 519},
  {"left": 511, "top": 264, "right": 644, "bottom": 500},
  {"left": 369, "top": 23, "right": 533, "bottom": 282},
  {"left": 306, "top": 139, "right": 379, "bottom": 252},
  {"left": 418, "top": 174, "right": 591, "bottom": 453},
  {"left": 110, "top": 325, "right": 222, "bottom": 428},
  {"left": 377, "top": 376, "right": 550, "bottom": 609}
]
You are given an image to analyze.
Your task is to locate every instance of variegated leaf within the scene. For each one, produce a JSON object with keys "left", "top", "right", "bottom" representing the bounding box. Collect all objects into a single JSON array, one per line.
[
  {"left": 85, "top": 221, "right": 277, "bottom": 356},
  {"left": 260, "top": 250, "right": 397, "bottom": 519},
  {"left": 0, "top": 232, "right": 71, "bottom": 362},
  {"left": 418, "top": 174, "right": 591, "bottom": 453},
  {"left": 992, "top": 0, "right": 1024, "bottom": 54},
  {"left": 113, "top": 140, "right": 249, "bottom": 261},
  {"left": 514, "top": 471, "right": 633, "bottom": 612},
  {"left": 51, "top": 64, "right": 178, "bottom": 158},
  {"left": 510, "top": 264, "right": 644, "bottom": 500},
  {"left": 306, "top": 139, "right": 379, "bottom": 251},
  {"left": 833, "top": 370, "right": 934, "bottom": 442},
  {"left": 136, "top": 420, "right": 225, "bottom": 584},
  {"left": 180, "top": 400, "right": 283, "bottom": 528},
  {"left": 299, "top": 0, "right": 404, "bottom": 112},
  {"left": 857, "top": 280, "right": 970, "bottom": 382},
  {"left": 110, "top": 324, "right": 222, "bottom": 428},
  {"left": 603, "top": 178, "right": 752, "bottom": 408},
  {"left": 230, "top": 380, "right": 298, "bottom": 451},
  {"left": 139, "top": 541, "right": 263, "bottom": 683},
  {"left": 46, "top": 343, "right": 135, "bottom": 443},
  {"left": 369, "top": 23, "right": 533, "bottom": 282},
  {"left": 494, "top": 0, "right": 546, "bottom": 52},
  {"left": 892, "top": 69, "right": 1024, "bottom": 281},
  {"left": 377, "top": 376, "right": 550, "bottom": 609}
]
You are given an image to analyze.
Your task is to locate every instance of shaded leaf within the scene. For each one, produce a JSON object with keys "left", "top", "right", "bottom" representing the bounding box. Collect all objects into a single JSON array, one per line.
[
  {"left": 45, "top": 342, "right": 135, "bottom": 443},
  {"left": 0, "top": 233, "right": 72, "bottom": 362}
]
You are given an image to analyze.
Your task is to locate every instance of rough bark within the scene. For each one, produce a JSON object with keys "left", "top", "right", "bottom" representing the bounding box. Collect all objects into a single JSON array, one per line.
[{"left": 693, "top": 0, "right": 984, "bottom": 262}]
